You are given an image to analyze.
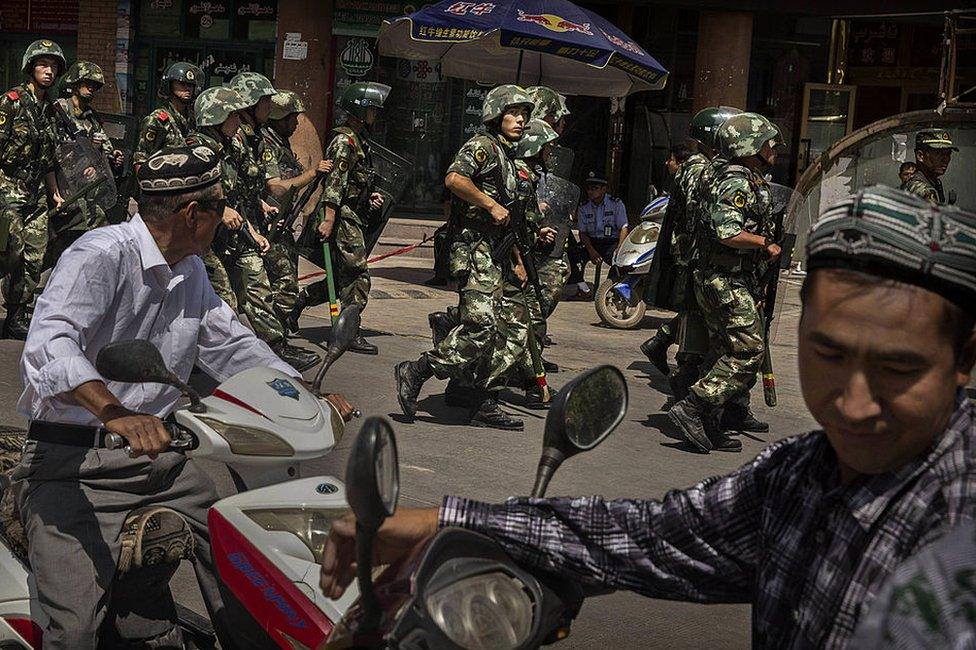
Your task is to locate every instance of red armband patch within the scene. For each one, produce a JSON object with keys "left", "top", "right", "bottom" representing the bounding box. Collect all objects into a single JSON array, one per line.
[
  {"left": 157, "top": 110, "right": 169, "bottom": 122},
  {"left": 347, "top": 136, "right": 355, "bottom": 146},
  {"left": 5, "top": 90, "right": 19, "bottom": 101},
  {"left": 517, "top": 169, "right": 530, "bottom": 180}
]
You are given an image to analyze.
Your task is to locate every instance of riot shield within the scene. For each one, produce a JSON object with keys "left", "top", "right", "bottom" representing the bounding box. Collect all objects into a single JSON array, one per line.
[
  {"left": 537, "top": 173, "right": 579, "bottom": 259},
  {"left": 54, "top": 136, "right": 118, "bottom": 217},
  {"left": 545, "top": 144, "right": 574, "bottom": 180},
  {"left": 769, "top": 182, "right": 802, "bottom": 270},
  {"left": 362, "top": 139, "right": 412, "bottom": 256}
]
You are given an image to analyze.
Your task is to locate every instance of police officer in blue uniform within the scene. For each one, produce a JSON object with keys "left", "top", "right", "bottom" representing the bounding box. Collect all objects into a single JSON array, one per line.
[{"left": 574, "top": 171, "right": 628, "bottom": 295}]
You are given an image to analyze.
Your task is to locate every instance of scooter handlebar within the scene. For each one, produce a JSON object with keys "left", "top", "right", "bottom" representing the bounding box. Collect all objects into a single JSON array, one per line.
[{"left": 104, "top": 423, "right": 199, "bottom": 456}]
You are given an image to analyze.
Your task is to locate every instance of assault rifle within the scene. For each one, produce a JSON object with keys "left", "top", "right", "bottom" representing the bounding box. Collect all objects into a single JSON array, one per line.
[{"left": 268, "top": 176, "right": 324, "bottom": 244}]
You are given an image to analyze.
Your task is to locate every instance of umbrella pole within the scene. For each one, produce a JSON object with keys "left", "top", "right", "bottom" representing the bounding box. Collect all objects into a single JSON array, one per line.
[{"left": 515, "top": 49, "right": 523, "bottom": 84}]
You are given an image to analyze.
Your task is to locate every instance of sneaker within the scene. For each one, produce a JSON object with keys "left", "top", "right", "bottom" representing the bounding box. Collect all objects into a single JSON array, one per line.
[{"left": 469, "top": 399, "right": 523, "bottom": 431}]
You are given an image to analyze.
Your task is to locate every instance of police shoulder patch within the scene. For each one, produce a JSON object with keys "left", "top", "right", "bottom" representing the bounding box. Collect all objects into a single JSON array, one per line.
[
  {"left": 157, "top": 110, "right": 169, "bottom": 122},
  {"left": 0, "top": 113, "right": 6, "bottom": 126},
  {"left": 337, "top": 158, "right": 349, "bottom": 172},
  {"left": 145, "top": 129, "right": 157, "bottom": 142},
  {"left": 473, "top": 148, "right": 488, "bottom": 164},
  {"left": 731, "top": 191, "right": 748, "bottom": 209},
  {"left": 262, "top": 149, "right": 273, "bottom": 162}
]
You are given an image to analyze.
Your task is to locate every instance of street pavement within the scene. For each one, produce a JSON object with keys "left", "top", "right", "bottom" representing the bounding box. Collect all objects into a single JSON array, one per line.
[{"left": 0, "top": 258, "right": 819, "bottom": 649}]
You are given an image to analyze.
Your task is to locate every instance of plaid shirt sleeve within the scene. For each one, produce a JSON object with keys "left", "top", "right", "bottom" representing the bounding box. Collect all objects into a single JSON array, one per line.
[{"left": 440, "top": 437, "right": 800, "bottom": 604}]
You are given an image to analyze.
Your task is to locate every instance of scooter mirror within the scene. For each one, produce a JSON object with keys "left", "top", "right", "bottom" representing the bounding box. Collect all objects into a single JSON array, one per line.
[
  {"left": 531, "top": 365, "right": 628, "bottom": 498},
  {"left": 311, "top": 304, "right": 363, "bottom": 395},
  {"left": 96, "top": 340, "right": 174, "bottom": 385},
  {"left": 345, "top": 417, "right": 400, "bottom": 630},
  {"left": 95, "top": 340, "right": 206, "bottom": 413}
]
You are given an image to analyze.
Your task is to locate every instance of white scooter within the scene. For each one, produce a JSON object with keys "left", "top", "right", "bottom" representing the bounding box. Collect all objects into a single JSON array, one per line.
[
  {"left": 0, "top": 306, "right": 364, "bottom": 649},
  {"left": 594, "top": 195, "right": 667, "bottom": 329}
]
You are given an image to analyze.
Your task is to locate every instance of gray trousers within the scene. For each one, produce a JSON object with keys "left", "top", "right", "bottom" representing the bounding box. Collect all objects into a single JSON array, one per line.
[{"left": 12, "top": 442, "right": 225, "bottom": 649}]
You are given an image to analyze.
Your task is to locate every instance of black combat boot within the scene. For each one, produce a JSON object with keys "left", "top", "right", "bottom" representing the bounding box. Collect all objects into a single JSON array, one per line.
[
  {"left": 524, "top": 382, "right": 557, "bottom": 410},
  {"left": 668, "top": 392, "right": 714, "bottom": 453},
  {"left": 1, "top": 305, "right": 30, "bottom": 340},
  {"left": 428, "top": 311, "right": 457, "bottom": 348},
  {"left": 444, "top": 379, "right": 480, "bottom": 408},
  {"left": 469, "top": 397, "right": 524, "bottom": 431},
  {"left": 286, "top": 290, "right": 309, "bottom": 334},
  {"left": 395, "top": 355, "right": 434, "bottom": 418},
  {"left": 640, "top": 333, "right": 671, "bottom": 377},
  {"left": 669, "top": 354, "right": 703, "bottom": 401},
  {"left": 542, "top": 358, "right": 559, "bottom": 373},
  {"left": 720, "top": 403, "right": 770, "bottom": 433},
  {"left": 349, "top": 335, "right": 378, "bottom": 355},
  {"left": 272, "top": 340, "right": 321, "bottom": 372}
]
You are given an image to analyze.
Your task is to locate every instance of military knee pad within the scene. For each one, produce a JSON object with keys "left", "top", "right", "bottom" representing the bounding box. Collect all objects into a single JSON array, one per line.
[{"left": 117, "top": 506, "right": 195, "bottom": 576}]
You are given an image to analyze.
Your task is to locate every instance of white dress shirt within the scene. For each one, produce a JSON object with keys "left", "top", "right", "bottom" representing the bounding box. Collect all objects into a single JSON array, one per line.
[{"left": 19, "top": 214, "right": 300, "bottom": 426}]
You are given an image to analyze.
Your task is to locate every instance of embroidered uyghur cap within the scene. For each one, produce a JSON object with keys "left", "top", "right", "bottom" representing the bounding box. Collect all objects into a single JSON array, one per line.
[
  {"left": 138, "top": 145, "right": 221, "bottom": 195},
  {"left": 807, "top": 185, "right": 976, "bottom": 314}
]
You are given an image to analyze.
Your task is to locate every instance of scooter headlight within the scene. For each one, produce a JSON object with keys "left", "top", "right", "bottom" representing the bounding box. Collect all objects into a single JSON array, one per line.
[
  {"left": 629, "top": 222, "right": 660, "bottom": 244},
  {"left": 197, "top": 417, "right": 295, "bottom": 456},
  {"left": 426, "top": 571, "right": 534, "bottom": 650},
  {"left": 245, "top": 507, "right": 347, "bottom": 563}
]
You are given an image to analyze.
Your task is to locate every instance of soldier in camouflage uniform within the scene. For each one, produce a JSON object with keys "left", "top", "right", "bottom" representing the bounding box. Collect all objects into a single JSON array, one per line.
[
  {"left": 290, "top": 82, "right": 389, "bottom": 355},
  {"left": 669, "top": 112, "right": 783, "bottom": 454},
  {"left": 640, "top": 107, "right": 740, "bottom": 395},
  {"left": 900, "top": 129, "right": 956, "bottom": 205},
  {"left": 395, "top": 85, "right": 535, "bottom": 431},
  {"left": 46, "top": 61, "right": 126, "bottom": 270},
  {"left": 191, "top": 85, "right": 320, "bottom": 372},
  {"left": 228, "top": 72, "right": 303, "bottom": 337},
  {"left": 132, "top": 62, "right": 202, "bottom": 171},
  {"left": 0, "top": 39, "right": 65, "bottom": 340}
]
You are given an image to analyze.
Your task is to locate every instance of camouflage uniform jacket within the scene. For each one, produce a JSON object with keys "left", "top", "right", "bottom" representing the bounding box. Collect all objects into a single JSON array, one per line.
[
  {"left": 447, "top": 132, "right": 519, "bottom": 234},
  {"left": 669, "top": 152, "right": 710, "bottom": 266},
  {"left": 133, "top": 101, "right": 193, "bottom": 166},
  {"left": 321, "top": 125, "right": 371, "bottom": 226},
  {"left": 236, "top": 123, "right": 270, "bottom": 223},
  {"left": 0, "top": 84, "right": 57, "bottom": 187},
  {"left": 261, "top": 126, "right": 303, "bottom": 180},
  {"left": 53, "top": 98, "right": 113, "bottom": 158},
  {"left": 700, "top": 158, "right": 773, "bottom": 289},
  {"left": 900, "top": 169, "right": 945, "bottom": 205}
]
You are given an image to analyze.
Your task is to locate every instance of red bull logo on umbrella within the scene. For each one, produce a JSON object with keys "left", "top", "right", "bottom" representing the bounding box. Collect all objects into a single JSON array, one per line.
[{"left": 516, "top": 10, "right": 593, "bottom": 36}]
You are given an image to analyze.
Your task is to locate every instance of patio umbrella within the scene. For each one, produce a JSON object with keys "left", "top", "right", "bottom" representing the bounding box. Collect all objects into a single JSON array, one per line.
[{"left": 377, "top": 0, "right": 668, "bottom": 96}]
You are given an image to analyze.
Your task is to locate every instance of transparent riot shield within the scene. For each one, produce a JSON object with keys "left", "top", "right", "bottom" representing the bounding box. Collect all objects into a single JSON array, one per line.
[
  {"left": 537, "top": 172, "right": 579, "bottom": 259},
  {"left": 54, "top": 136, "right": 118, "bottom": 216},
  {"left": 362, "top": 139, "right": 413, "bottom": 255},
  {"left": 769, "top": 181, "right": 802, "bottom": 270},
  {"left": 545, "top": 144, "right": 574, "bottom": 180}
]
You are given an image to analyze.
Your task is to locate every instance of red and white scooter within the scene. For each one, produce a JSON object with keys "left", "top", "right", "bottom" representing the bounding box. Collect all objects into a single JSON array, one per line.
[{"left": 0, "top": 306, "right": 363, "bottom": 649}]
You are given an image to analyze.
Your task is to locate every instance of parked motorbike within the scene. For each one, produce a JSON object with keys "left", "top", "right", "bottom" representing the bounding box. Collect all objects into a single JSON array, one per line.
[
  {"left": 594, "top": 195, "right": 667, "bottom": 329},
  {"left": 0, "top": 306, "right": 363, "bottom": 649},
  {"left": 327, "top": 364, "right": 629, "bottom": 649}
]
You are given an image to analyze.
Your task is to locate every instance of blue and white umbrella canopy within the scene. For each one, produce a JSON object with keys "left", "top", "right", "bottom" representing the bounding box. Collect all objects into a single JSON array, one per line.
[{"left": 378, "top": 0, "right": 668, "bottom": 96}]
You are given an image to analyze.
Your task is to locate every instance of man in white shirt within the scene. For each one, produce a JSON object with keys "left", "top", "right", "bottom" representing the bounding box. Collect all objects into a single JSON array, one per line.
[
  {"left": 13, "top": 144, "right": 353, "bottom": 648},
  {"left": 574, "top": 171, "right": 628, "bottom": 296}
]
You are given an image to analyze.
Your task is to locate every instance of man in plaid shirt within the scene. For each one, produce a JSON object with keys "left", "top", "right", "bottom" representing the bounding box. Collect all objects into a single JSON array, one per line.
[{"left": 321, "top": 186, "right": 976, "bottom": 648}]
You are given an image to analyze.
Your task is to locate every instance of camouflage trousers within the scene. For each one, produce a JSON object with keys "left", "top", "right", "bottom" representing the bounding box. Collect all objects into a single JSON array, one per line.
[
  {"left": 1, "top": 178, "right": 48, "bottom": 309},
  {"left": 222, "top": 250, "right": 285, "bottom": 345},
  {"left": 691, "top": 271, "right": 764, "bottom": 407},
  {"left": 427, "top": 236, "right": 518, "bottom": 391},
  {"left": 42, "top": 200, "right": 109, "bottom": 273},
  {"left": 490, "top": 278, "right": 541, "bottom": 389},
  {"left": 264, "top": 239, "right": 300, "bottom": 320},
  {"left": 306, "top": 218, "right": 370, "bottom": 311},
  {"left": 536, "top": 251, "right": 570, "bottom": 320},
  {"left": 202, "top": 248, "right": 237, "bottom": 312}
]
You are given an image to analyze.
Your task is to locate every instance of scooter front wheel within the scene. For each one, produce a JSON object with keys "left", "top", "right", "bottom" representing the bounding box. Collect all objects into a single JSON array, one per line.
[{"left": 595, "top": 281, "right": 647, "bottom": 329}]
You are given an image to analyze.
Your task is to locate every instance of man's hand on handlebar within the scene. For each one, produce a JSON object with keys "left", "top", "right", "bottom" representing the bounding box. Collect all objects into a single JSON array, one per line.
[
  {"left": 102, "top": 405, "right": 171, "bottom": 459},
  {"left": 324, "top": 393, "right": 357, "bottom": 422},
  {"left": 320, "top": 507, "right": 439, "bottom": 600}
]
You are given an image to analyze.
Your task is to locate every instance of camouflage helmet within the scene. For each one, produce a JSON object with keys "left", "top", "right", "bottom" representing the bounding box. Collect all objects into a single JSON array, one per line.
[
  {"left": 482, "top": 84, "right": 534, "bottom": 125},
  {"left": 159, "top": 62, "right": 204, "bottom": 98},
  {"left": 689, "top": 106, "right": 741, "bottom": 151},
  {"left": 21, "top": 39, "right": 66, "bottom": 77},
  {"left": 62, "top": 61, "right": 106, "bottom": 91},
  {"left": 194, "top": 86, "right": 249, "bottom": 128},
  {"left": 230, "top": 72, "right": 276, "bottom": 109},
  {"left": 269, "top": 90, "right": 306, "bottom": 121},
  {"left": 517, "top": 119, "right": 559, "bottom": 159},
  {"left": 338, "top": 82, "right": 390, "bottom": 120},
  {"left": 527, "top": 86, "right": 570, "bottom": 122},
  {"left": 716, "top": 112, "right": 783, "bottom": 159}
]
